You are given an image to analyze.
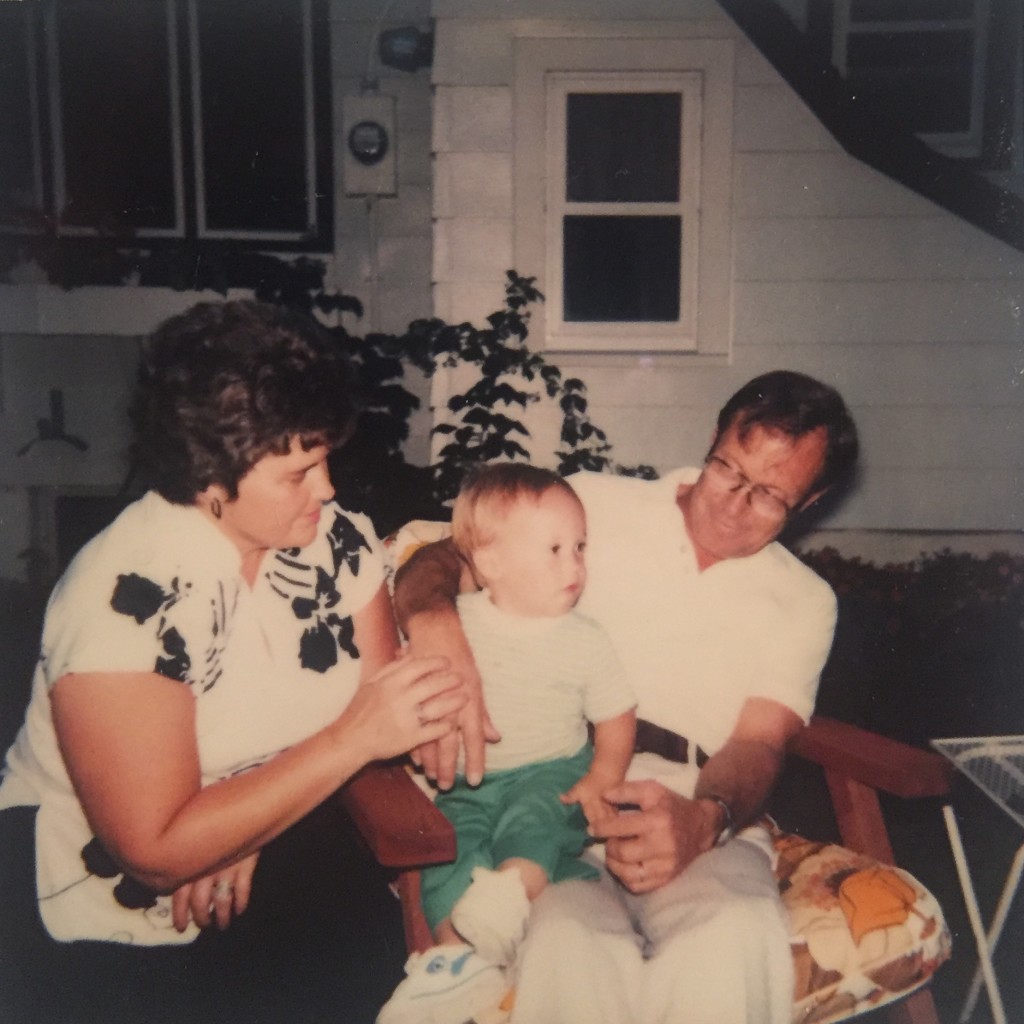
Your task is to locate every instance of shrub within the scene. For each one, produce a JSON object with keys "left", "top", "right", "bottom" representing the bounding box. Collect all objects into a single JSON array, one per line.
[{"left": 801, "top": 548, "right": 1024, "bottom": 746}]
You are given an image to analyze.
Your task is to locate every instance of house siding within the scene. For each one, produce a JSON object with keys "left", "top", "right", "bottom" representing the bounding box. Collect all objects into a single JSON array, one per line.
[
  {"left": 429, "top": 0, "right": 1023, "bottom": 533},
  {"left": 1, "top": 0, "right": 1020, "bottom": 584},
  {"left": 0, "top": 0, "right": 440, "bottom": 581}
]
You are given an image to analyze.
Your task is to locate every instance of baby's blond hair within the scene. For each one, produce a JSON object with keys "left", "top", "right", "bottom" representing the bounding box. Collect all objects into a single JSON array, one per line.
[{"left": 451, "top": 463, "right": 580, "bottom": 560}]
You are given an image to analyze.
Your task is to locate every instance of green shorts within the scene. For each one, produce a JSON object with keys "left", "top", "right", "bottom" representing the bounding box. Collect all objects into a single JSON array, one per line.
[{"left": 420, "top": 745, "right": 601, "bottom": 930}]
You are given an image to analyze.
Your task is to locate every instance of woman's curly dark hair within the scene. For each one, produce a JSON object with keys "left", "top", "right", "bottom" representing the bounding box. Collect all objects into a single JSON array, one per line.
[{"left": 130, "top": 300, "right": 355, "bottom": 504}]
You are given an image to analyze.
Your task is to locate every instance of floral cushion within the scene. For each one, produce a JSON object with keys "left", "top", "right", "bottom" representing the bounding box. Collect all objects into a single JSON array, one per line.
[
  {"left": 384, "top": 522, "right": 952, "bottom": 1023},
  {"left": 772, "top": 825, "right": 951, "bottom": 1024}
]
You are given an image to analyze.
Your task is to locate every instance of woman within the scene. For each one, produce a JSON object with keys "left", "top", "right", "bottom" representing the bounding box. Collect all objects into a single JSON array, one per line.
[{"left": 0, "top": 300, "right": 464, "bottom": 1023}]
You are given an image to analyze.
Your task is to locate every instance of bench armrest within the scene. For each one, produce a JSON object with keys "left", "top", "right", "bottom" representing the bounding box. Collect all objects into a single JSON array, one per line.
[
  {"left": 336, "top": 761, "right": 456, "bottom": 869},
  {"left": 788, "top": 715, "right": 953, "bottom": 863},
  {"left": 790, "top": 715, "right": 954, "bottom": 799}
]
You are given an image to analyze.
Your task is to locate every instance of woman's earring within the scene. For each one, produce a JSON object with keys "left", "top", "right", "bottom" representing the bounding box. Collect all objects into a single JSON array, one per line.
[{"left": 210, "top": 498, "right": 223, "bottom": 520}]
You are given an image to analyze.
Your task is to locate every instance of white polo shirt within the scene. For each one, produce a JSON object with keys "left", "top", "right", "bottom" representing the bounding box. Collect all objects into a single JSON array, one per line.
[{"left": 569, "top": 469, "right": 836, "bottom": 761}]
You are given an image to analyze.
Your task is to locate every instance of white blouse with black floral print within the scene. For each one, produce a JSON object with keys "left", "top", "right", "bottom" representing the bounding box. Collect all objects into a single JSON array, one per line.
[{"left": 0, "top": 491, "right": 384, "bottom": 945}]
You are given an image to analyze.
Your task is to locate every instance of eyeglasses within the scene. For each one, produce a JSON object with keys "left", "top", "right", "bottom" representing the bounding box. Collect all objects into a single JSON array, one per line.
[{"left": 702, "top": 455, "right": 794, "bottom": 520}]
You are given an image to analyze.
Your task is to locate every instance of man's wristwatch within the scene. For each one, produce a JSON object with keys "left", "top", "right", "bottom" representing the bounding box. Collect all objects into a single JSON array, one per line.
[{"left": 703, "top": 795, "right": 736, "bottom": 847}]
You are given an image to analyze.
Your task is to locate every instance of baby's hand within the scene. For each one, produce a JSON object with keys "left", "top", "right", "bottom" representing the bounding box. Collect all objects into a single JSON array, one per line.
[{"left": 561, "top": 772, "right": 617, "bottom": 829}]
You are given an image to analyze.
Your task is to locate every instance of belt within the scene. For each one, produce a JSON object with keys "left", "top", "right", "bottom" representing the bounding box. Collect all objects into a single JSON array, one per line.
[{"left": 634, "top": 720, "right": 709, "bottom": 768}]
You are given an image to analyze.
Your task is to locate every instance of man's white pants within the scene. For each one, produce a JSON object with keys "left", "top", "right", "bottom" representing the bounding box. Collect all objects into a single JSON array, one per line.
[{"left": 510, "top": 839, "right": 793, "bottom": 1024}]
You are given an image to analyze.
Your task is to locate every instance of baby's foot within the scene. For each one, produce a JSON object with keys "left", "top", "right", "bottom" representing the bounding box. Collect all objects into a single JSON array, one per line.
[
  {"left": 376, "top": 943, "right": 506, "bottom": 1024},
  {"left": 451, "top": 867, "right": 531, "bottom": 967}
]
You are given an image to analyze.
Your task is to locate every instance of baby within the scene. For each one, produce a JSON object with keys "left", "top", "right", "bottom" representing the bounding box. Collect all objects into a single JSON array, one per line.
[{"left": 378, "top": 463, "right": 637, "bottom": 1024}]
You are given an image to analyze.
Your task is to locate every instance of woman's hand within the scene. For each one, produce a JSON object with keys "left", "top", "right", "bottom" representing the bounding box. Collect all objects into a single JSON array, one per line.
[
  {"left": 335, "top": 652, "right": 469, "bottom": 765},
  {"left": 171, "top": 851, "right": 259, "bottom": 932}
]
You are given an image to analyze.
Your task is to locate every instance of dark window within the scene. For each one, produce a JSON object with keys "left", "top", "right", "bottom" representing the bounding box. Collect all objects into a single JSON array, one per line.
[
  {"left": 0, "top": 8, "right": 40, "bottom": 230},
  {"left": 561, "top": 90, "right": 684, "bottom": 324},
  {"left": 563, "top": 215, "right": 681, "bottom": 323},
  {"left": 836, "top": 0, "right": 986, "bottom": 145},
  {"left": 57, "top": 1, "right": 178, "bottom": 232},
  {"left": 566, "top": 93, "right": 680, "bottom": 203},
  {"left": 849, "top": 0, "right": 974, "bottom": 20},
  {"left": 846, "top": 30, "right": 976, "bottom": 134},
  {"left": 0, "top": 0, "right": 331, "bottom": 249},
  {"left": 197, "top": 0, "right": 311, "bottom": 234}
]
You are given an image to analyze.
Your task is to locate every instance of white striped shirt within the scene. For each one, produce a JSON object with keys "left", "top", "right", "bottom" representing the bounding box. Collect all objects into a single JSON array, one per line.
[{"left": 457, "top": 590, "right": 636, "bottom": 773}]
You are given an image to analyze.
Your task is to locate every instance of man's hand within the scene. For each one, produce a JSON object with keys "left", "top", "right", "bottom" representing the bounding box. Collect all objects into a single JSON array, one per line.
[
  {"left": 592, "top": 780, "right": 722, "bottom": 894},
  {"left": 394, "top": 538, "right": 499, "bottom": 789},
  {"left": 404, "top": 608, "right": 499, "bottom": 789}
]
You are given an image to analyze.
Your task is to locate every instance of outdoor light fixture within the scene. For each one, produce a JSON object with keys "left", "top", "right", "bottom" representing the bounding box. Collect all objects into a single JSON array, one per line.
[{"left": 378, "top": 26, "right": 433, "bottom": 72}]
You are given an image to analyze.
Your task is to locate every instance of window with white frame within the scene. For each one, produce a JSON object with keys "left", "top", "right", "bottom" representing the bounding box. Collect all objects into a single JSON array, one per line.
[
  {"left": 832, "top": 0, "right": 990, "bottom": 158},
  {"left": 514, "top": 37, "right": 734, "bottom": 355},
  {"left": 0, "top": 0, "right": 330, "bottom": 247}
]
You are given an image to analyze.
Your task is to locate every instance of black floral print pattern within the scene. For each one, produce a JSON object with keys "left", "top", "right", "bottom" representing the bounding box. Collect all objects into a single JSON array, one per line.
[
  {"left": 326, "top": 513, "right": 372, "bottom": 579},
  {"left": 110, "top": 573, "right": 170, "bottom": 624},
  {"left": 109, "top": 572, "right": 232, "bottom": 691},
  {"left": 269, "top": 509, "right": 370, "bottom": 673},
  {"left": 293, "top": 565, "right": 358, "bottom": 671},
  {"left": 110, "top": 573, "right": 193, "bottom": 682},
  {"left": 81, "top": 837, "right": 160, "bottom": 911}
]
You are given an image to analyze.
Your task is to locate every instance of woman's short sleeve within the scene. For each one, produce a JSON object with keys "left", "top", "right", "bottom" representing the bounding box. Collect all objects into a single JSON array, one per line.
[
  {"left": 39, "top": 498, "right": 387, "bottom": 689},
  {"left": 40, "top": 511, "right": 239, "bottom": 689}
]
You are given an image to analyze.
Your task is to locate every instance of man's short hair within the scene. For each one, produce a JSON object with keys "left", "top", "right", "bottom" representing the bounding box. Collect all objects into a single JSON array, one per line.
[
  {"left": 714, "top": 370, "right": 859, "bottom": 494},
  {"left": 452, "top": 463, "right": 580, "bottom": 558}
]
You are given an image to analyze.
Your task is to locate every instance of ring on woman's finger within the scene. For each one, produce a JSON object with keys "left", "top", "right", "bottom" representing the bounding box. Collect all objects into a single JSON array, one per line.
[
  {"left": 638, "top": 861, "right": 645, "bottom": 883},
  {"left": 212, "top": 880, "right": 234, "bottom": 899}
]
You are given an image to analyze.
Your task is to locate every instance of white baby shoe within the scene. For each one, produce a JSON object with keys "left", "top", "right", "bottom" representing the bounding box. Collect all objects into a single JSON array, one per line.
[
  {"left": 376, "top": 943, "right": 506, "bottom": 1024},
  {"left": 451, "top": 867, "right": 531, "bottom": 968}
]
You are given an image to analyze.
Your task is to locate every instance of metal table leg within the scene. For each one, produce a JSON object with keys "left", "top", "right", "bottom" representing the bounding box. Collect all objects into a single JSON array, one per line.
[
  {"left": 942, "top": 804, "right": 1010, "bottom": 1024},
  {"left": 958, "top": 838, "right": 1024, "bottom": 1022}
]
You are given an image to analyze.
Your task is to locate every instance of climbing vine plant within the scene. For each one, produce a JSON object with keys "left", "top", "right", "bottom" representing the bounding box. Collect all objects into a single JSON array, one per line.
[{"left": 399, "top": 271, "right": 656, "bottom": 502}]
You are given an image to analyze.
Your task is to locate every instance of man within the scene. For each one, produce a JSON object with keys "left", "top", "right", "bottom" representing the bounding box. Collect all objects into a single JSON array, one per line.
[{"left": 393, "top": 370, "right": 859, "bottom": 1023}]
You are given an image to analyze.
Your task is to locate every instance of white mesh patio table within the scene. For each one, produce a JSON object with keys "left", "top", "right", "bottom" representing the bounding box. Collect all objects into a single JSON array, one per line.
[{"left": 932, "top": 736, "right": 1024, "bottom": 1024}]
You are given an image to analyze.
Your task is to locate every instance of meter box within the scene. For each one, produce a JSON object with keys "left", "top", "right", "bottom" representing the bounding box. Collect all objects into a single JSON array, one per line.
[{"left": 342, "top": 94, "right": 397, "bottom": 196}]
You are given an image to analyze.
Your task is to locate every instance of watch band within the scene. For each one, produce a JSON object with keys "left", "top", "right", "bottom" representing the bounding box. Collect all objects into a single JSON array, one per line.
[{"left": 703, "top": 795, "right": 736, "bottom": 846}]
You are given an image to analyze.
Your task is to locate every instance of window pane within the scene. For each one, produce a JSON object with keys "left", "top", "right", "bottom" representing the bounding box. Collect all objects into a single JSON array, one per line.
[
  {"left": 566, "top": 93, "right": 680, "bottom": 203},
  {"left": 847, "top": 31, "right": 975, "bottom": 133},
  {"left": 563, "top": 216, "right": 680, "bottom": 322},
  {"left": 197, "top": 0, "right": 310, "bottom": 232},
  {"left": 57, "top": 0, "right": 176, "bottom": 231},
  {"left": 0, "top": 7, "right": 37, "bottom": 228},
  {"left": 849, "top": 0, "right": 974, "bottom": 22}
]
